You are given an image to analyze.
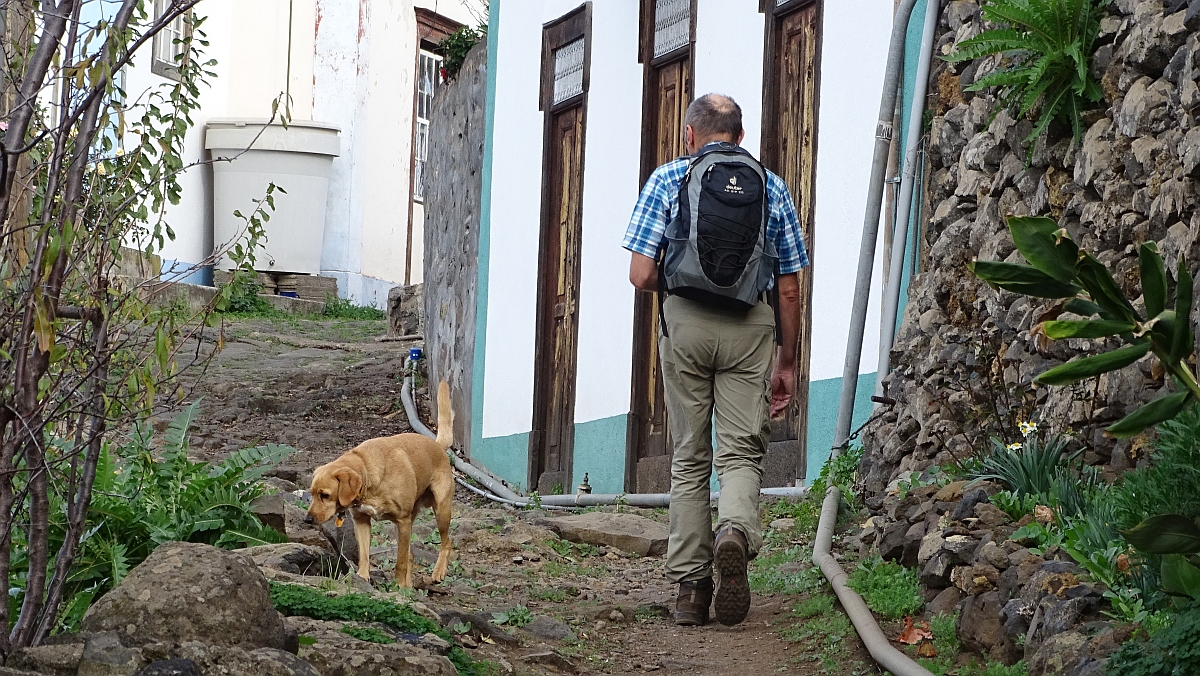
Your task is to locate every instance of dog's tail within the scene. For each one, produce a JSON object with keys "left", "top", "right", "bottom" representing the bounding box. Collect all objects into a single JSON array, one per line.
[{"left": 435, "top": 380, "right": 454, "bottom": 448}]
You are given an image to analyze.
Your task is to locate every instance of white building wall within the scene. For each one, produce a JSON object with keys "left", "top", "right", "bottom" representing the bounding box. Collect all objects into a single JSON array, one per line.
[
  {"left": 123, "top": 0, "right": 318, "bottom": 281},
  {"left": 810, "top": 1, "right": 892, "bottom": 381},
  {"left": 481, "top": 1, "right": 896, "bottom": 441}
]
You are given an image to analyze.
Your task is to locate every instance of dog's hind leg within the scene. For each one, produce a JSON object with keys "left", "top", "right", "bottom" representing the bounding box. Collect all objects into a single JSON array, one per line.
[
  {"left": 394, "top": 516, "right": 414, "bottom": 588},
  {"left": 352, "top": 512, "right": 372, "bottom": 581},
  {"left": 431, "top": 474, "right": 454, "bottom": 582}
]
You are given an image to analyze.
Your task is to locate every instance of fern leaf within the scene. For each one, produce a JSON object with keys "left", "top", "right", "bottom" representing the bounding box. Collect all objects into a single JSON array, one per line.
[
  {"left": 109, "top": 542, "right": 130, "bottom": 586},
  {"left": 164, "top": 400, "right": 202, "bottom": 456}
]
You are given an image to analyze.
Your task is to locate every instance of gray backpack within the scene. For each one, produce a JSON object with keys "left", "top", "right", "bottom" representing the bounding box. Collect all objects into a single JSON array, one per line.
[{"left": 660, "top": 142, "right": 778, "bottom": 311}]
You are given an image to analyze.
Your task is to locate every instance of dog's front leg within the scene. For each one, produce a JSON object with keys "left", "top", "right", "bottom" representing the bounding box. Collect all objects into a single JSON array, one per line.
[
  {"left": 352, "top": 511, "right": 372, "bottom": 581},
  {"left": 394, "top": 517, "right": 414, "bottom": 588}
]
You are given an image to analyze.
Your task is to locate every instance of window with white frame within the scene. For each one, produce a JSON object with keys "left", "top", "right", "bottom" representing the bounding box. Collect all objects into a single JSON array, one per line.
[
  {"left": 151, "top": 0, "right": 191, "bottom": 81},
  {"left": 413, "top": 50, "right": 442, "bottom": 202}
]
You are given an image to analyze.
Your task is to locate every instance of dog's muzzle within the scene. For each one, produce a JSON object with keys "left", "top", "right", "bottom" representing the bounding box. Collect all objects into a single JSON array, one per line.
[{"left": 303, "top": 513, "right": 314, "bottom": 525}]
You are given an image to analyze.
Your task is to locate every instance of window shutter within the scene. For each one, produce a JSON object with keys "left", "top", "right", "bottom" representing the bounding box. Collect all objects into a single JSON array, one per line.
[
  {"left": 653, "top": 0, "right": 690, "bottom": 59},
  {"left": 551, "top": 38, "right": 585, "bottom": 106}
]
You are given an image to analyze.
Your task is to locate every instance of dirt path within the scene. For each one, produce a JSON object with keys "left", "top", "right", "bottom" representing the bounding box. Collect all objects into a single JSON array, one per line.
[{"left": 179, "top": 315, "right": 880, "bottom": 675}]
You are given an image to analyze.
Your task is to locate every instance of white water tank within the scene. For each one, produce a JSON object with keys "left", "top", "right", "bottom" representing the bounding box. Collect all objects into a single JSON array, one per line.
[{"left": 206, "top": 119, "right": 341, "bottom": 275}]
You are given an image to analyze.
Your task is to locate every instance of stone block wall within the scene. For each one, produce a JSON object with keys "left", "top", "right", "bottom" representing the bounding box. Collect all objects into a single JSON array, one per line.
[
  {"left": 423, "top": 43, "right": 488, "bottom": 454},
  {"left": 862, "top": 0, "right": 1200, "bottom": 495}
]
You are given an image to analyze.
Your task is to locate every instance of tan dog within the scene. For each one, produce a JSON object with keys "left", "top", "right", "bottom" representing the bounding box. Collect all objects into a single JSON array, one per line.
[{"left": 305, "top": 381, "right": 454, "bottom": 587}]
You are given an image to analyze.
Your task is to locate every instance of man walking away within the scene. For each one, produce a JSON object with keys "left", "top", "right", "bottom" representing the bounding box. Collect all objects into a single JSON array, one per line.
[{"left": 623, "top": 93, "right": 808, "bottom": 626}]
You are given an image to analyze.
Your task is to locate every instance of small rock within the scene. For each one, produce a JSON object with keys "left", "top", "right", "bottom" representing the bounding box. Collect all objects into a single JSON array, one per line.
[
  {"left": 522, "top": 651, "right": 577, "bottom": 674},
  {"left": 934, "top": 480, "right": 969, "bottom": 502},
  {"left": 134, "top": 659, "right": 202, "bottom": 676},
  {"left": 959, "top": 591, "right": 1021, "bottom": 665},
  {"left": 927, "top": 586, "right": 964, "bottom": 617},
  {"left": 978, "top": 542, "right": 1011, "bottom": 570},
  {"left": 942, "top": 535, "right": 980, "bottom": 564},
  {"left": 524, "top": 616, "right": 577, "bottom": 641},
  {"left": 594, "top": 620, "right": 607, "bottom": 632},
  {"left": 951, "top": 489, "right": 990, "bottom": 522},
  {"left": 244, "top": 542, "right": 342, "bottom": 577},
  {"left": 459, "top": 635, "right": 479, "bottom": 648},
  {"left": 421, "top": 633, "right": 451, "bottom": 653},
  {"left": 769, "top": 518, "right": 796, "bottom": 531},
  {"left": 608, "top": 610, "right": 625, "bottom": 623},
  {"left": 512, "top": 556, "right": 524, "bottom": 565},
  {"left": 973, "top": 503, "right": 1010, "bottom": 529}
]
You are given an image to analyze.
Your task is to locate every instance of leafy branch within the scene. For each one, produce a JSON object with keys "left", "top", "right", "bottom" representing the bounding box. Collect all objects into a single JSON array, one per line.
[{"left": 971, "top": 216, "right": 1197, "bottom": 439}]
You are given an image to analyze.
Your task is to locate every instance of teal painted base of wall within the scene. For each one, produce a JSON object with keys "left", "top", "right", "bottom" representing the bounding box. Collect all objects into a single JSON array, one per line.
[
  {"left": 571, "top": 414, "right": 628, "bottom": 495},
  {"left": 804, "top": 372, "right": 877, "bottom": 484},
  {"left": 470, "top": 431, "right": 529, "bottom": 495},
  {"left": 471, "top": 414, "right": 629, "bottom": 496}
]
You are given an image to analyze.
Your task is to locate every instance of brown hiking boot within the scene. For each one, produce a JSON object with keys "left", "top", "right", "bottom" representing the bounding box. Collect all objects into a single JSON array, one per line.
[
  {"left": 674, "top": 577, "right": 714, "bottom": 626},
  {"left": 713, "top": 527, "right": 750, "bottom": 625}
]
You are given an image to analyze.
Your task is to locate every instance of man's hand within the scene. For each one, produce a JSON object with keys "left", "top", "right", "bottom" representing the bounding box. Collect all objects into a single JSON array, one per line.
[
  {"left": 770, "top": 359, "right": 795, "bottom": 417},
  {"left": 629, "top": 253, "right": 658, "bottom": 291}
]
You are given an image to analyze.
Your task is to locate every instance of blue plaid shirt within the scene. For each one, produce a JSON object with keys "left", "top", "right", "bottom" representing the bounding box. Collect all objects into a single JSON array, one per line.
[{"left": 622, "top": 145, "right": 810, "bottom": 276}]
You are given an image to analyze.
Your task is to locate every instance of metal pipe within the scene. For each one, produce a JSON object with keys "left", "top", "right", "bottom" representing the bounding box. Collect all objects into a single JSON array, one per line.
[
  {"left": 813, "top": 485, "right": 934, "bottom": 676},
  {"left": 538, "top": 486, "right": 810, "bottom": 508},
  {"left": 819, "top": 2, "right": 937, "bottom": 675},
  {"left": 401, "top": 373, "right": 523, "bottom": 501},
  {"left": 454, "top": 476, "right": 579, "bottom": 511},
  {"left": 833, "top": 0, "right": 922, "bottom": 453},
  {"left": 875, "top": 0, "right": 941, "bottom": 398}
]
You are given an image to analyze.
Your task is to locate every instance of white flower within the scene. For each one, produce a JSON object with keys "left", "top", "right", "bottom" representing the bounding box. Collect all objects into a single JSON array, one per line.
[
  {"left": 1007, "top": 443, "right": 1023, "bottom": 452},
  {"left": 1018, "top": 421, "right": 1038, "bottom": 437}
]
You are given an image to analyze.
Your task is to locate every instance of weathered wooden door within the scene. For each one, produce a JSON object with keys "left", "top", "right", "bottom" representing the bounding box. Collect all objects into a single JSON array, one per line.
[
  {"left": 627, "top": 0, "right": 694, "bottom": 493},
  {"left": 532, "top": 106, "right": 586, "bottom": 496},
  {"left": 762, "top": 0, "right": 821, "bottom": 484},
  {"left": 531, "top": 8, "right": 591, "bottom": 495}
]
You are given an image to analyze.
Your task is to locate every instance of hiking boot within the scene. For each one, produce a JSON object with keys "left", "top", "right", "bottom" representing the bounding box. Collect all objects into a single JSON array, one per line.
[
  {"left": 674, "top": 577, "right": 714, "bottom": 626},
  {"left": 713, "top": 527, "right": 751, "bottom": 625}
]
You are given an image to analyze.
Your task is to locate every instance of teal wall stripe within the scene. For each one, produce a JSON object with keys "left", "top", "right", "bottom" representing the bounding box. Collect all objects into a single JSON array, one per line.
[
  {"left": 805, "top": 373, "right": 878, "bottom": 483},
  {"left": 469, "top": 0, "right": 531, "bottom": 492}
]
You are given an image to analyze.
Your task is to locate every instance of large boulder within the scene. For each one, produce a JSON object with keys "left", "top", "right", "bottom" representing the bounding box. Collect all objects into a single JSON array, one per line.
[
  {"left": 538, "top": 512, "right": 668, "bottom": 556},
  {"left": 81, "top": 542, "right": 290, "bottom": 652}
]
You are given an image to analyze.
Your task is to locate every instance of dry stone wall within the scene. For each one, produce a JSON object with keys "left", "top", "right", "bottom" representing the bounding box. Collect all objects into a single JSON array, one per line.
[
  {"left": 424, "top": 43, "right": 488, "bottom": 453},
  {"left": 863, "top": 0, "right": 1200, "bottom": 496}
]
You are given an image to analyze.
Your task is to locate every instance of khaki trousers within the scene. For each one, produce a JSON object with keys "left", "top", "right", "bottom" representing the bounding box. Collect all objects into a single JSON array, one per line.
[{"left": 659, "top": 295, "right": 774, "bottom": 584}]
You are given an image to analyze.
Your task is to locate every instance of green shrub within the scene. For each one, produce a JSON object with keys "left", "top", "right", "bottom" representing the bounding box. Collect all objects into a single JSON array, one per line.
[
  {"left": 846, "top": 556, "right": 923, "bottom": 621},
  {"left": 270, "top": 582, "right": 495, "bottom": 676},
  {"left": 341, "top": 625, "right": 396, "bottom": 644},
  {"left": 991, "top": 490, "right": 1039, "bottom": 521},
  {"left": 811, "top": 445, "right": 864, "bottom": 507},
  {"left": 439, "top": 25, "right": 487, "bottom": 80},
  {"left": 1106, "top": 602, "right": 1200, "bottom": 675},
  {"left": 1109, "top": 406, "right": 1200, "bottom": 531},
  {"left": 945, "top": 0, "right": 1106, "bottom": 148},
  {"left": 323, "top": 295, "right": 386, "bottom": 320},
  {"left": 10, "top": 403, "right": 291, "bottom": 632},
  {"left": 490, "top": 605, "right": 532, "bottom": 628},
  {"left": 221, "top": 277, "right": 276, "bottom": 315},
  {"left": 970, "top": 434, "right": 1072, "bottom": 498}
]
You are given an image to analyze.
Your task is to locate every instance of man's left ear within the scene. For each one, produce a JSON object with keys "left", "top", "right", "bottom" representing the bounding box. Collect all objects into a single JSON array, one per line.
[{"left": 738, "top": 129, "right": 745, "bottom": 145}]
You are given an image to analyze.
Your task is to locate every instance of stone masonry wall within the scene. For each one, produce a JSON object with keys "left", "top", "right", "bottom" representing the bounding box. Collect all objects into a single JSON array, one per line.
[
  {"left": 424, "top": 43, "right": 487, "bottom": 453},
  {"left": 862, "top": 0, "right": 1200, "bottom": 495}
]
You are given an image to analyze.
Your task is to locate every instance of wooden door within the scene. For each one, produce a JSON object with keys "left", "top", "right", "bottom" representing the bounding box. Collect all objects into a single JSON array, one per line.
[
  {"left": 628, "top": 56, "right": 690, "bottom": 493},
  {"left": 531, "top": 105, "right": 586, "bottom": 495},
  {"left": 762, "top": 1, "right": 821, "bottom": 484}
]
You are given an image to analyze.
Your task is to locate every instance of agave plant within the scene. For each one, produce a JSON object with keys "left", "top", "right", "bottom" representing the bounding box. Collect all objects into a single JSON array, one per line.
[
  {"left": 971, "top": 215, "right": 1197, "bottom": 439},
  {"left": 945, "top": 0, "right": 1107, "bottom": 145}
]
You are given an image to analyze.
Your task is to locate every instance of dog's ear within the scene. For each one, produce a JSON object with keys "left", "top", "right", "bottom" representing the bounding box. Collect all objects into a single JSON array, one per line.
[{"left": 334, "top": 468, "right": 363, "bottom": 507}]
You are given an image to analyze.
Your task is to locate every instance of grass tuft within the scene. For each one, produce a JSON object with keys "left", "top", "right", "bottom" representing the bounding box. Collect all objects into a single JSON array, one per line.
[{"left": 845, "top": 556, "right": 923, "bottom": 621}]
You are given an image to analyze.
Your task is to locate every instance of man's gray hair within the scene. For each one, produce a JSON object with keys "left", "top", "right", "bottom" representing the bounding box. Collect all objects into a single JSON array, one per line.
[{"left": 685, "top": 94, "right": 743, "bottom": 140}]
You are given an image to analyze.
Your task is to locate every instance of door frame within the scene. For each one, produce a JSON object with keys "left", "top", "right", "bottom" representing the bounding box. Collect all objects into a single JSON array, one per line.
[
  {"left": 759, "top": 0, "right": 824, "bottom": 483},
  {"left": 625, "top": 0, "right": 698, "bottom": 493},
  {"left": 528, "top": 2, "right": 593, "bottom": 494}
]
